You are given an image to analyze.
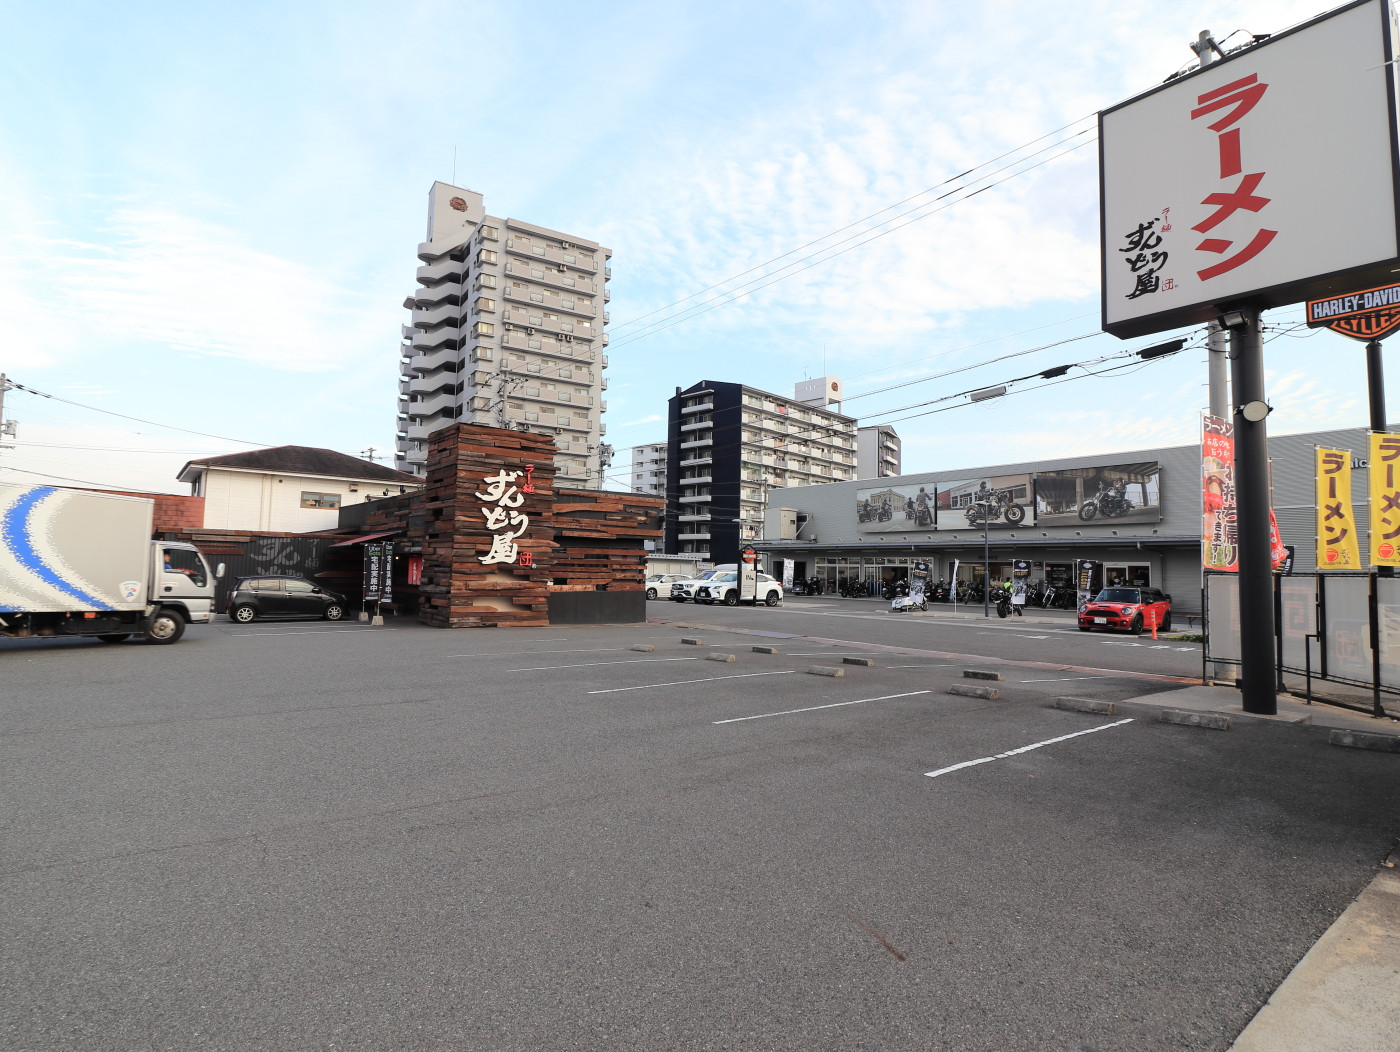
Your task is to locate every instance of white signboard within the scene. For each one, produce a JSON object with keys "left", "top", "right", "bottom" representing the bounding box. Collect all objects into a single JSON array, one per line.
[{"left": 1100, "top": 0, "right": 1400, "bottom": 337}]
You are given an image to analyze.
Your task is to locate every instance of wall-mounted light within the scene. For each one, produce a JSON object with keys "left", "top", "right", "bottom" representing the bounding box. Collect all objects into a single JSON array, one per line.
[{"left": 1218, "top": 310, "right": 1250, "bottom": 329}]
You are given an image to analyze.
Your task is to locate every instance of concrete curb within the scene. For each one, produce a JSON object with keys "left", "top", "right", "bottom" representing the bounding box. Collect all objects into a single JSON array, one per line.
[
  {"left": 1055, "top": 697, "right": 1118, "bottom": 716},
  {"left": 629, "top": 645, "right": 655, "bottom": 653},
  {"left": 706, "top": 653, "right": 735, "bottom": 664},
  {"left": 949, "top": 684, "right": 999, "bottom": 700},
  {"left": 842, "top": 656, "right": 875, "bottom": 667},
  {"left": 681, "top": 638, "right": 703, "bottom": 646},
  {"left": 1161, "top": 709, "right": 1232, "bottom": 731},
  {"left": 807, "top": 666, "right": 845, "bottom": 678},
  {"left": 963, "top": 670, "right": 1004, "bottom": 681},
  {"left": 751, "top": 645, "right": 779, "bottom": 655},
  {"left": 1330, "top": 728, "right": 1400, "bottom": 753}
]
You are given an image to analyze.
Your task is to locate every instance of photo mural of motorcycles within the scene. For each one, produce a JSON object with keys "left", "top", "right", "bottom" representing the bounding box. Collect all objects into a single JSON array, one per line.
[
  {"left": 937, "top": 474, "right": 1035, "bottom": 530},
  {"left": 1036, "top": 463, "right": 1162, "bottom": 526},
  {"left": 856, "top": 483, "right": 937, "bottom": 533}
]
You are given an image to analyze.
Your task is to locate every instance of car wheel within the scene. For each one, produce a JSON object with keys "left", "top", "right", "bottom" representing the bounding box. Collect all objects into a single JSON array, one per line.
[
  {"left": 1162, "top": 613, "right": 1173, "bottom": 632},
  {"left": 1129, "top": 615, "right": 1143, "bottom": 636},
  {"left": 145, "top": 609, "right": 186, "bottom": 645},
  {"left": 765, "top": 592, "right": 780, "bottom": 607},
  {"left": 231, "top": 604, "right": 257, "bottom": 624},
  {"left": 646, "top": 588, "right": 657, "bottom": 600},
  {"left": 724, "top": 592, "right": 739, "bottom": 607},
  {"left": 97, "top": 633, "right": 132, "bottom": 643},
  {"left": 323, "top": 604, "right": 344, "bottom": 621}
]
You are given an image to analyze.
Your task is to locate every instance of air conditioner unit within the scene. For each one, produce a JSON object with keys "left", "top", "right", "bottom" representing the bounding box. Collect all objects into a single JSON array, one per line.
[
  {"left": 564, "top": 335, "right": 572, "bottom": 342},
  {"left": 555, "top": 427, "right": 565, "bottom": 434},
  {"left": 527, "top": 328, "right": 535, "bottom": 335}
]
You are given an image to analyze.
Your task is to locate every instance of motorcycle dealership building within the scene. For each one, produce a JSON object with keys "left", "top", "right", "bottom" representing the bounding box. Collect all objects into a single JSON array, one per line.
[{"left": 756, "top": 424, "right": 1378, "bottom": 615}]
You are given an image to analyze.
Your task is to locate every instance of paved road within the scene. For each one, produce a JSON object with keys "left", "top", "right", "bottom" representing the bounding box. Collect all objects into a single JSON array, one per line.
[{"left": 2, "top": 614, "right": 1396, "bottom": 1050}]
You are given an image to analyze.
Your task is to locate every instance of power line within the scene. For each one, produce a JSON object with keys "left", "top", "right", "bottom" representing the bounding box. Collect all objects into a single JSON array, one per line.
[
  {"left": 606, "top": 134, "right": 1099, "bottom": 352},
  {"left": 0, "top": 464, "right": 173, "bottom": 493},
  {"left": 5, "top": 381, "right": 271, "bottom": 447},
  {"left": 609, "top": 115, "right": 1098, "bottom": 335}
]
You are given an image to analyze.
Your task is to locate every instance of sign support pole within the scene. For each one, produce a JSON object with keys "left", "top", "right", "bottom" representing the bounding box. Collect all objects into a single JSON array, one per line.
[
  {"left": 1367, "top": 339, "right": 1393, "bottom": 579},
  {"left": 1230, "top": 309, "right": 1278, "bottom": 714},
  {"left": 982, "top": 506, "right": 990, "bottom": 619}
]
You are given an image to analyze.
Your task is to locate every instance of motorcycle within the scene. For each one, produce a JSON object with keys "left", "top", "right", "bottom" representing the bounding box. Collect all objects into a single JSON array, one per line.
[
  {"left": 1079, "top": 484, "right": 1134, "bottom": 521},
  {"left": 991, "top": 585, "right": 1013, "bottom": 618},
  {"left": 929, "top": 580, "right": 950, "bottom": 603},
  {"left": 891, "top": 592, "right": 927, "bottom": 613},
  {"left": 965, "top": 494, "right": 1026, "bottom": 526}
]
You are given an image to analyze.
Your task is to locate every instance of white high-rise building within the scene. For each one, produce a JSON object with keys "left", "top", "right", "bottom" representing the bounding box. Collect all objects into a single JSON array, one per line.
[
  {"left": 396, "top": 182, "right": 612, "bottom": 486},
  {"left": 630, "top": 442, "right": 667, "bottom": 496}
]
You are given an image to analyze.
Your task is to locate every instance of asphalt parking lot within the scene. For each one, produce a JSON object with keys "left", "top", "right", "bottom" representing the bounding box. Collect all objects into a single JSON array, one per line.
[{"left": 3, "top": 611, "right": 1397, "bottom": 1050}]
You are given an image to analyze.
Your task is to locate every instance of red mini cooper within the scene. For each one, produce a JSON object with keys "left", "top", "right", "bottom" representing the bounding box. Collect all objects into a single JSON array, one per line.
[{"left": 1078, "top": 587, "right": 1172, "bottom": 634}]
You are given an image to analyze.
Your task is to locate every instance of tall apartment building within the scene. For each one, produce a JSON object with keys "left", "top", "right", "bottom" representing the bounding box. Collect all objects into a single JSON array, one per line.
[
  {"left": 396, "top": 182, "right": 612, "bottom": 486},
  {"left": 857, "top": 424, "right": 901, "bottom": 478},
  {"left": 630, "top": 442, "right": 667, "bottom": 496},
  {"left": 665, "top": 379, "right": 858, "bottom": 560}
]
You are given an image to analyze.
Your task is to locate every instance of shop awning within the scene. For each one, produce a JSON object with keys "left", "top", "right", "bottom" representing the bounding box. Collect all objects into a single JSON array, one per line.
[{"left": 329, "top": 530, "right": 403, "bottom": 548}]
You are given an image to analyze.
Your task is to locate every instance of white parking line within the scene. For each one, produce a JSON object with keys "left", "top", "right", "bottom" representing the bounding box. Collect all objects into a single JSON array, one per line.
[
  {"left": 508, "top": 657, "right": 699, "bottom": 671},
  {"left": 587, "top": 670, "right": 797, "bottom": 695},
  {"left": 228, "top": 628, "right": 401, "bottom": 636},
  {"left": 924, "top": 718, "right": 1135, "bottom": 779},
  {"left": 713, "top": 690, "right": 933, "bottom": 724},
  {"left": 450, "top": 647, "right": 632, "bottom": 658},
  {"left": 1017, "top": 675, "right": 1103, "bottom": 683},
  {"left": 884, "top": 663, "right": 955, "bottom": 669}
]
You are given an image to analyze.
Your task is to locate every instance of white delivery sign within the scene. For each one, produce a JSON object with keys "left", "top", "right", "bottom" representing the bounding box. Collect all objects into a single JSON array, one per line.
[{"left": 1100, "top": 0, "right": 1400, "bottom": 337}]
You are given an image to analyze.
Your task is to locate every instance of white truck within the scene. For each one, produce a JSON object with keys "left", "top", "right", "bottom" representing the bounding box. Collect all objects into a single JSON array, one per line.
[{"left": 0, "top": 483, "right": 221, "bottom": 645}]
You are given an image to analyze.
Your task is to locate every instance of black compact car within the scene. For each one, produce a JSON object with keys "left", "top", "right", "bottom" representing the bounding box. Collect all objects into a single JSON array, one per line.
[{"left": 226, "top": 576, "right": 347, "bottom": 623}]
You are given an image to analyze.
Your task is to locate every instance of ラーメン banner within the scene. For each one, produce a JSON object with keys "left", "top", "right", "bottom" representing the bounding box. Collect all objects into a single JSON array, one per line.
[
  {"left": 1369, "top": 432, "right": 1400, "bottom": 566},
  {"left": 1316, "top": 447, "right": 1362, "bottom": 569},
  {"left": 1202, "top": 415, "right": 1237, "bottom": 570}
]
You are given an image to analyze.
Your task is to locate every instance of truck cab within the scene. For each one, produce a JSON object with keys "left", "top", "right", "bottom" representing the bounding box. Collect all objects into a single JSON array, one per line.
[{"left": 148, "top": 542, "right": 220, "bottom": 642}]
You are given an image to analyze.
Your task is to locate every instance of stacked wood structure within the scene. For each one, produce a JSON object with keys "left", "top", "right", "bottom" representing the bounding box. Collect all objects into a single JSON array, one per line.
[{"left": 328, "top": 424, "right": 662, "bottom": 628}]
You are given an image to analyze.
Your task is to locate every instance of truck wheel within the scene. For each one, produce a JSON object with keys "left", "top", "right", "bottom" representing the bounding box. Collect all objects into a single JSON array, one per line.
[
  {"left": 231, "top": 604, "right": 257, "bottom": 623},
  {"left": 723, "top": 592, "right": 739, "bottom": 606},
  {"left": 765, "top": 592, "right": 780, "bottom": 607},
  {"left": 145, "top": 609, "right": 186, "bottom": 645},
  {"left": 323, "top": 604, "right": 344, "bottom": 621},
  {"left": 97, "top": 633, "right": 132, "bottom": 643}
]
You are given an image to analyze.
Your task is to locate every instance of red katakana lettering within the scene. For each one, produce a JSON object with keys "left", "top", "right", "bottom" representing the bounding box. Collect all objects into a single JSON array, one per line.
[
  {"left": 1197, "top": 229, "right": 1277, "bottom": 281},
  {"left": 1192, "top": 173, "right": 1270, "bottom": 234}
]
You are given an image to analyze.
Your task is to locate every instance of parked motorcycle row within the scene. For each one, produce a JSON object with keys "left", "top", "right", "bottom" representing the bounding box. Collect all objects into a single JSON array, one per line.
[{"left": 788, "top": 576, "right": 1080, "bottom": 614}]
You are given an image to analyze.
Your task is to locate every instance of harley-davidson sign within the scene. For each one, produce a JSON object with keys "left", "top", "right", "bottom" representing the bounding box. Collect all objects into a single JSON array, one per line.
[{"left": 1306, "top": 281, "right": 1400, "bottom": 341}]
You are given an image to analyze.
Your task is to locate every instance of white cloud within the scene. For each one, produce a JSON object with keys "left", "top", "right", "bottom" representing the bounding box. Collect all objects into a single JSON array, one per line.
[{"left": 12, "top": 205, "right": 385, "bottom": 372}]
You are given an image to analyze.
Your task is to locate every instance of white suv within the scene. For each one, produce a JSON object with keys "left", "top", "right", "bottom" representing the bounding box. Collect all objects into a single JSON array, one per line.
[
  {"left": 695, "top": 572, "right": 784, "bottom": 607},
  {"left": 670, "top": 570, "right": 721, "bottom": 602}
]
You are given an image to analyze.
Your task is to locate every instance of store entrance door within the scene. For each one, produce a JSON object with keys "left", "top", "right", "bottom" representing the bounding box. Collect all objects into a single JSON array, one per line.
[{"left": 1104, "top": 563, "right": 1151, "bottom": 588}]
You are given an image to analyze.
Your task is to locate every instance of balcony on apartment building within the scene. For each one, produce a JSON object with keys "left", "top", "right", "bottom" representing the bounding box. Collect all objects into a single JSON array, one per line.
[
  {"left": 680, "top": 399, "right": 714, "bottom": 415},
  {"left": 678, "top": 434, "right": 713, "bottom": 450}
]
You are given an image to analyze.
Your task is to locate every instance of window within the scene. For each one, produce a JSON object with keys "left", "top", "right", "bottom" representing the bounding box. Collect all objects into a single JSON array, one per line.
[
  {"left": 301, "top": 491, "right": 341, "bottom": 509},
  {"left": 251, "top": 578, "right": 284, "bottom": 592},
  {"left": 479, "top": 225, "right": 498, "bottom": 240},
  {"left": 162, "top": 548, "right": 207, "bottom": 588},
  {"left": 476, "top": 297, "right": 496, "bottom": 312},
  {"left": 471, "top": 321, "right": 494, "bottom": 337},
  {"left": 286, "top": 579, "right": 315, "bottom": 594},
  {"left": 476, "top": 273, "right": 497, "bottom": 289},
  {"left": 476, "top": 249, "right": 497, "bottom": 265}
]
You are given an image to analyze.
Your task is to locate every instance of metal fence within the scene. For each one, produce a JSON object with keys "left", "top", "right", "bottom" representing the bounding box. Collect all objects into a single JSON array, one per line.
[{"left": 1204, "top": 570, "right": 1398, "bottom": 717}]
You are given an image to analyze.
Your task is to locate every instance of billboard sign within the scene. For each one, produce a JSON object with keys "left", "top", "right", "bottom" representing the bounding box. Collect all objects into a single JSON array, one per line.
[
  {"left": 937, "top": 474, "right": 1035, "bottom": 530},
  {"left": 1035, "top": 462, "right": 1161, "bottom": 526},
  {"left": 1306, "top": 280, "right": 1400, "bottom": 342},
  {"left": 857, "top": 483, "right": 936, "bottom": 533},
  {"left": 1316, "top": 446, "right": 1363, "bottom": 568},
  {"left": 1100, "top": 0, "right": 1400, "bottom": 338}
]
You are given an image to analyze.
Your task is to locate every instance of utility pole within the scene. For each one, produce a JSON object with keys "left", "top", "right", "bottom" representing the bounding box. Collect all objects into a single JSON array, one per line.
[
  {"left": 0, "top": 373, "right": 14, "bottom": 457},
  {"left": 1224, "top": 309, "right": 1277, "bottom": 715},
  {"left": 1367, "top": 338, "right": 1391, "bottom": 578},
  {"left": 1192, "top": 31, "right": 1232, "bottom": 420}
]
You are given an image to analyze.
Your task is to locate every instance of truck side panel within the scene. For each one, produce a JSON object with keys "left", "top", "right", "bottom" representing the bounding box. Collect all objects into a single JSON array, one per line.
[{"left": 0, "top": 484, "right": 154, "bottom": 613}]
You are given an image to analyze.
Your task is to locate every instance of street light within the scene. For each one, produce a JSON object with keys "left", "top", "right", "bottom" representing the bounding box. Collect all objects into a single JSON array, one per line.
[{"left": 972, "top": 498, "right": 995, "bottom": 617}]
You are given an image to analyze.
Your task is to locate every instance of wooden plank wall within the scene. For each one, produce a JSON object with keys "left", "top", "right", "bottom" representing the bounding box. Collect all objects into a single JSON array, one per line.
[{"left": 321, "top": 424, "right": 664, "bottom": 628}]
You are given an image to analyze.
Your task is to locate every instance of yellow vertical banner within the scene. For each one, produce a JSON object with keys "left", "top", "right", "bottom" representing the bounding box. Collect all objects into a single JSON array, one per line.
[
  {"left": 1369, "top": 432, "right": 1400, "bottom": 566},
  {"left": 1317, "top": 447, "right": 1362, "bottom": 569}
]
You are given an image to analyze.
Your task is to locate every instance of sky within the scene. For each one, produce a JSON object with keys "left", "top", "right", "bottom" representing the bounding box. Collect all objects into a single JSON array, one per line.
[{"left": 0, "top": 0, "right": 1374, "bottom": 496}]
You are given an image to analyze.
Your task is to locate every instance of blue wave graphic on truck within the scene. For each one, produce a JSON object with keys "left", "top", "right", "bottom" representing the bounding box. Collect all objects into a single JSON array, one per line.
[{"left": 1, "top": 487, "right": 113, "bottom": 611}]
